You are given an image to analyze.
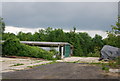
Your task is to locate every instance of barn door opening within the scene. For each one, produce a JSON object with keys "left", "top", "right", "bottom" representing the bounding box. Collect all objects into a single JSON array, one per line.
[{"left": 64, "top": 45, "right": 70, "bottom": 57}]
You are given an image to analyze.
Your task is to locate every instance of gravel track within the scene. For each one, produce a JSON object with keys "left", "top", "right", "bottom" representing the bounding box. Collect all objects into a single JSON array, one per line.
[{"left": 2, "top": 62, "right": 119, "bottom": 79}]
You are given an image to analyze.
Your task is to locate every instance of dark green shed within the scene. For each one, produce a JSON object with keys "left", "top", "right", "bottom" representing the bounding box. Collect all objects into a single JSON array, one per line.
[
  {"left": 20, "top": 41, "right": 73, "bottom": 58},
  {"left": 64, "top": 44, "right": 71, "bottom": 57}
]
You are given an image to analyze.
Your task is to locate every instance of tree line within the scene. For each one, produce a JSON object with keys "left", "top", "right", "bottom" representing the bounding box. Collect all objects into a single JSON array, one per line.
[{"left": 1, "top": 17, "right": 120, "bottom": 57}]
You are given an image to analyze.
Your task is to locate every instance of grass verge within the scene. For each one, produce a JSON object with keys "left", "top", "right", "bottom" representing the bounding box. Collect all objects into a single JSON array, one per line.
[
  {"left": 27, "top": 60, "right": 58, "bottom": 68},
  {"left": 11, "top": 63, "right": 24, "bottom": 67}
]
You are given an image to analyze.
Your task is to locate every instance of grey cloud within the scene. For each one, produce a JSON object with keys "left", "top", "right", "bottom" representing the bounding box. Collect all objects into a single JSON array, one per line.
[
  {"left": 0, "top": 2, "right": 2, "bottom": 17},
  {"left": 118, "top": 1, "right": 120, "bottom": 16},
  {"left": 2, "top": 2, "right": 118, "bottom": 31}
]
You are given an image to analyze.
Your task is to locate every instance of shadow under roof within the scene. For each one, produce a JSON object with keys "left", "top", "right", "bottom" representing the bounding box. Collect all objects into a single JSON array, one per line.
[{"left": 20, "top": 41, "right": 70, "bottom": 46}]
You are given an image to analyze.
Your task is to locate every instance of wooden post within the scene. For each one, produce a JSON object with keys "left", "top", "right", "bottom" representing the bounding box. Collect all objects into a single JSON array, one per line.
[{"left": 61, "top": 46, "right": 64, "bottom": 59}]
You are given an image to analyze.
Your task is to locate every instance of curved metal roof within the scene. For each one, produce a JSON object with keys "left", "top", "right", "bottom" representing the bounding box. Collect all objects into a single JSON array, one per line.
[{"left": 20, "top": 41, "right": 70, "bottom": 46}]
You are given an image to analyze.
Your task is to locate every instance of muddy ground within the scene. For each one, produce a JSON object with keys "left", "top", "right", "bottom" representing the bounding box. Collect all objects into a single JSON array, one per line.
[{"left": 2, "top": 62, "right": 119, "bottom": 79}]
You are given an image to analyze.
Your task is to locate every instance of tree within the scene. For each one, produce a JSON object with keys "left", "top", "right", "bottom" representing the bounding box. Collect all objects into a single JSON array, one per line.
[
  {"left": 66, "top": 32, "right": 83, "bottom": 56},
  {"left": 47, "top": 28, "right": 66, "bottom": 42},
  {"left": 17, "top": 31, "right": 27, "bottom": 41},
  {"left": 32, "top": 32, "right": 41, "bottom": 41},
  {"left": 44, "top": 27, "right": 53, "bottom": 41},
  {"left": 103, "top": 33, "right": 120, "bottom": 48},
  {"left": 92, "top": 34, "right": 104, "bottom": 48},
  {"left": 73, "top": 34, "right": 83, "bottom": 56},
  {"left": 2, "top": 32, "right": 16, "bottom": 40},
  {"left": 38, "top": 29, "right": 46, "bottom": 41},
  {"left": 78, "top": 32, "right": 92, "bottom": 56},
  {"left": 111, "top": 16, "right": 120, "bottom": 34},
  {"left": 25, "top": 32, "right": 33, "bottom": 41},
  {"left": 104, "top": 16, "right": 120, "bottom": 48},
  {"left": 45, "top": 27, "right": 53, "bottom": 35},
  {"left": 92, "top": 34, "right": 104, "bottom": 54},
  {"left": 73, "top": 26, "right": 76, "bottom": 33},
  {"left": 0, "top": 17, "right": 5, "bottom": 33}
]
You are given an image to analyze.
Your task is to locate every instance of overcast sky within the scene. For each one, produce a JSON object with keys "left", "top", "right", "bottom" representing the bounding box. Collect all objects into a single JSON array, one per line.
[{"left": 1, "top": 1, "right": 119, "bottom": 38}]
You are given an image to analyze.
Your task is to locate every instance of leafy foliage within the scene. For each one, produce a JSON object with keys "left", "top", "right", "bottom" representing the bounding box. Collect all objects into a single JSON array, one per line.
[
  {"left": 87, "top": 46, "right": 100, "bottom": 57},
  {"left": 2, "top": 27, "right": 105, "bottom": 57},
  {"left": 111, "top": 16, "right": 120, "bottom": 34},
  {"left": 0, "top": 17, "right": 5, "bottom": 33},
  {"left": 101, "top": 57, "right": 120, "bottom": 71},
  {"left": 2, "top": 38, "right": 56, "bottom": 60},
  {"left": 2, "top": 17, "right": 120, "bottom": 57},
  {"left": 103, "top": 17, "right": 120, "bottom": 48},
  {"left": 2, "top": 33, "right": 16, "bottom": 40}
]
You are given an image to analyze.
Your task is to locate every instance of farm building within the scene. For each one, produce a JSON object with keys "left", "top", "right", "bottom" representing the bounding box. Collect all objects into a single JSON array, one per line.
[{"left": 20, "top": 41, "right": 73, "bottom": 58}]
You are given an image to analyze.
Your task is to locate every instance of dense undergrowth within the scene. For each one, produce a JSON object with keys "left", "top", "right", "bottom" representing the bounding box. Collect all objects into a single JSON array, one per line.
[{"left": 2, "top": 37, "right": 60, "bottom": 60}]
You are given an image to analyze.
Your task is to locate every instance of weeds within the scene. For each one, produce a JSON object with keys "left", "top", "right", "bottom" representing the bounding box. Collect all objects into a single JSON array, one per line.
[
  {"left": 27, "top": 61, "right": 58, "bottom": 68},
  {"left": 34, "top": 60, "right": 42, "bottom": 63},
  {"left": 11, "top": 63, "right": 24, "bottom": 66},
  {"left": 108, "top": 57, "right": 120, "bottom": 69},
  {"left": 102, "top": 66, "right": 109, "bottom": 71},
  {"left": 65, "top": 60, "right": 80, "bottom": 63},
  {"left": 27, "top": 66, "right": 34, "bottom": 68}
]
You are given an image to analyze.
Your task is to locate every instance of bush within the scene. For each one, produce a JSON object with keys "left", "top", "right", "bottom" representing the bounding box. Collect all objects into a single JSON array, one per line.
[
  {"left": 2, "top": 38, "right": 57, "bottom": 60},
  {"left": 2, "top": 37, "right": 21, "bottom": 56}
]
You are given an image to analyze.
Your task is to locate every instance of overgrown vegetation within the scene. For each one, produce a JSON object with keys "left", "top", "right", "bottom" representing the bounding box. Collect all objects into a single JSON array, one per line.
[
  {"left": 108, "top": 57, "right": 120, "bottom": 69},
  {"left": 2, "top": 38, "right": 58, "bottom": 60},
  {"left": 2, "top": 29, "right": 103, "bottom": 57},
  {"left": 101, "top": 57, "right": 120, "bottom": 72},
  {"left": 27, "top": 60, "right": 58, "bottom": 68},
  {"left": 11, "top": 63, "right": 24, "bottom": 66},
  {"left": 90, "top": 57, "right": 120, "bottom": 71},
  {"left": 0, "top": 17, "right": 5, "bottom": 34},
  {"left": 1, "top": 17, "right": 120, "bottom": 57}
]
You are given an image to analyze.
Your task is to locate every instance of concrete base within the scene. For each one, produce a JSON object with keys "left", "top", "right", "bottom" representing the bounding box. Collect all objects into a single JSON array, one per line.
[{"left": 109, "top": 69, "right": 120, "bottom": 73}]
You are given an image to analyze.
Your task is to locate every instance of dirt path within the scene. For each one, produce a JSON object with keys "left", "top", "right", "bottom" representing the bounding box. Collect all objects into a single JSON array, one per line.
[{"left": 2, "top": 62, "right": 119, "bottom": 79}]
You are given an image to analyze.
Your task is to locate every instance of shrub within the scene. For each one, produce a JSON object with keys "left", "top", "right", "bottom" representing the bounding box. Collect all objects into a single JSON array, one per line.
[
  {"left": 2, "top": 37, "right": 21, "bottom": 56},
  {"left": 2, "top": 38, "right": 56, "bottom": 60}
]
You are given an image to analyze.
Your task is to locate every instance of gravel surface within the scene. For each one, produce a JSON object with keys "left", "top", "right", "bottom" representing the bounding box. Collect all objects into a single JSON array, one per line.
[
  {"left": 57, "top": 57, "right": 101, "bottom": 63},
  {"left": 2, "top": 62, "right": 119, "bottom": 79},
  {"left": 0, "top": 57, "right": 109, "bottom": 73},
  {"left": 0, "top": 57, "right": 51, "bottom": 73}
]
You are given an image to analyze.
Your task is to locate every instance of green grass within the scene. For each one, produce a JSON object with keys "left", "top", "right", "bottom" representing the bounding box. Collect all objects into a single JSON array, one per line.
[
  {"left": 27, "top": 61, "right": 58, "bottom": 68},
  {"left": 0, "top": 60, "right": 5, "bottom": 62},
  {"left": 34, "top": 60, "right": 43, "bottom": 63},
  {"left": 27, "top": 66, "right": 34, "bottom": 68},
  {"left": 98, "top": 57, "right": 120, "bottom": 71},
  {"left": 65, "top": 61, "right": 80, "bottom": 63},
  {"left": 102, "top": 66, "right": 109, "bottom": 71},
  {"left": 64, "top": 60, "right": 111, "bottom": 72},
  {"left": 11, "top": 63, "right": 24, "bottom": 66}
]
